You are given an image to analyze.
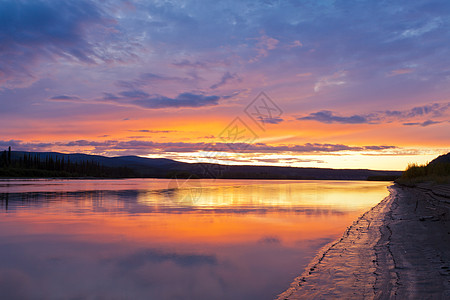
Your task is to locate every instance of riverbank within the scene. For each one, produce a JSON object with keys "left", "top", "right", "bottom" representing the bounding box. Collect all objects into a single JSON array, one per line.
[{"left": 277, "top": 184, "right": 450, "bottom": 299}]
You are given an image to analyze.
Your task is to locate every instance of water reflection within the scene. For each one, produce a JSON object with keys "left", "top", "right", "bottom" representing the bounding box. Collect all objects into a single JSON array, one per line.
[{"left": 0, "top": 179, "right": 390, "bottom": 299}]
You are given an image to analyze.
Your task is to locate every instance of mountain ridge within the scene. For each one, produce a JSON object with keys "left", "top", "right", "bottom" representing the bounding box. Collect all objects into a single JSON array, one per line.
[
  {"left": 4, "top": 151, "right": 402, "bottom": 180},
  {"left": 429, "top": 152, "right": 450, "bottom": 165}
]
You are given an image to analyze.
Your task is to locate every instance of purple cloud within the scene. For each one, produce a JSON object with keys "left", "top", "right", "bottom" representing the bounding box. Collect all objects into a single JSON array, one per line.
[
  {"left": 299, "top": 111, "right": 367, "bottom": 124},
  {"left": 0, "top": 0, "right": 120, "bottom": 87},
  {"left": 1, "top": 139, "right": 397, "bottom": 156},
  {"left": 119, "top": 90, "right": 150, "bottom": 99},
  {"left": 50, "top": 95, "right": 80, "bottom": 101},
  {"left": 298, "top": 102, "right": 450, "bottom": 125},
  {"left": 106, "top": 91, "right": 222, "bottom": 109},
  {"left": 403, "top": 120, "right": 442, "bottom": 127},
  {"left": 115, "top": 72, "right": 192, "bottom": 90},
  {"left": 210, "top": 72, "right": 240, "bottom": 89},
  {"left": 257, "top": 116, "right": 284, "bottom": 124}
]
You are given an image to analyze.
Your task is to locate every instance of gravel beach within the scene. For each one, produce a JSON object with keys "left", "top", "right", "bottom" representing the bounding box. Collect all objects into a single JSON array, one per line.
[{"left": 277, "top": 184, "right": 450, "bottom": 299}]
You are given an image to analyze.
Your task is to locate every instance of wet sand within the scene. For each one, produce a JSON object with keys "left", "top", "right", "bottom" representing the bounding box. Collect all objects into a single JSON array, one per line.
[{"left": 277, "top": 184, "right": 450, "bottom": 299}]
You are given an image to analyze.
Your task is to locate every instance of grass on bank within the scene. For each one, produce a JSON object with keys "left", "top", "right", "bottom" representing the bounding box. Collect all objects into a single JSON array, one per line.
[{"left": 395, "top": 162, "right": 450, "bottom": 186}]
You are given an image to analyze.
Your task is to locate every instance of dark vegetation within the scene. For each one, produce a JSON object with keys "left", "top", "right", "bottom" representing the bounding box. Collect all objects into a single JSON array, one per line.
[
  {"left": 395, "top": 152, "right": 450, "bottom": 185},
  {"left": 367, "top": 175, "right": 400, "bottom": 181},
  {"left": 1, "top": 147, "right": 402, "bottom": 180},
  {"left": 0, "top": 147, "right": 135, "bottom": 178}
]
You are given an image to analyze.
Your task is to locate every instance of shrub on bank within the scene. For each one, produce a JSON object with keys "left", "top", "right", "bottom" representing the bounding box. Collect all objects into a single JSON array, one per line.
[{"left": 396, "top": 162, "right": 450, "bottom": 185}]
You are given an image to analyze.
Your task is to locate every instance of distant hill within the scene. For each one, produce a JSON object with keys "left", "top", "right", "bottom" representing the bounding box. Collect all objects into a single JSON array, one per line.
[
  {"left": 5, "top": 151, "right": 402, "bottom": 180},
  {"left": 429, "top": 152, "right": 450, "bottom": 165},
  {"left": 6, "top": 151, "right": 178, "bottom": 178}
]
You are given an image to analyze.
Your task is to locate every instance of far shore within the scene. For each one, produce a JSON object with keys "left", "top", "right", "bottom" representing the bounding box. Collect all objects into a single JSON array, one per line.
[
  {"left": 0, "top": 176, "right": 397, "bottom": 181},
  {"left": 277, "top": 183, "right": 450, "bottom": 299}
]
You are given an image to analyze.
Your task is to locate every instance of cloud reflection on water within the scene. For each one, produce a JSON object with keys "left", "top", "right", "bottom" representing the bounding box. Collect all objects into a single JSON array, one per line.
[{"left": 0, "top": 179, "right": 390, "bottom": 299}]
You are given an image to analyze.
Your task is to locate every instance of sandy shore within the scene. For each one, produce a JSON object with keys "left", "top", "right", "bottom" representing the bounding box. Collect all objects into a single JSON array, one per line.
[{"left": 277, "top": 184, "right": 450, "bottom": 299}]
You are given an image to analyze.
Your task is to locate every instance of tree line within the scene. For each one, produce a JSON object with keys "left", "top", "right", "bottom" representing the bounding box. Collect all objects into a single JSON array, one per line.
[
  {"left": 0, "top": 146, "right": 12, "bottom": 167},
  {"left": 1, "top": 147, "right": 135, "bottom": 178}
]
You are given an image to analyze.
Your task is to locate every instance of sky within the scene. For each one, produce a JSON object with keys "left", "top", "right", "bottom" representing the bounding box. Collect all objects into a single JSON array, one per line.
[{"left": 0, "top": 0, "right": 449, "bottom": 170}]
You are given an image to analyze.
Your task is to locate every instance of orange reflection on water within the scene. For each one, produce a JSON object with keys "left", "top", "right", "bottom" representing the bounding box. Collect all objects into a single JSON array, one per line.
[
  {"left": 1, "top": 210, "right": 356, "bottom": 246},
  {"left": 0, "top": 179, "right": 390, "bottom": 299}
]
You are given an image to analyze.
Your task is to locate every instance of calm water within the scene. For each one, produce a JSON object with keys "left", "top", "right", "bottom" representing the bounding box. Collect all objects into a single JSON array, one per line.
[{"left": 0, "top": 179, "right": 390, "bottom": 300}]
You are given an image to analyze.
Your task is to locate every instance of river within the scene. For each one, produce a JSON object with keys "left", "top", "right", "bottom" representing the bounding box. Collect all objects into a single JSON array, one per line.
[{"left": 0, "top": 179, "right": 390, "bottom": 299}]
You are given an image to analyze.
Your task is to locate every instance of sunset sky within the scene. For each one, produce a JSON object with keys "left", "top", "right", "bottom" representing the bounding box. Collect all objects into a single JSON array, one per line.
[{"left": 1, "top": 0, "right": 449, "bottom": 170}]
